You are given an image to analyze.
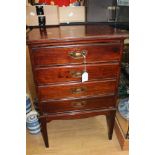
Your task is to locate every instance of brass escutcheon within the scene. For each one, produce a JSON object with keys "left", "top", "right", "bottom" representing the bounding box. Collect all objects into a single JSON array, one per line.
[
  {"left": 71, "top": 87, "right": 87, "bottom": 94},
  {"left": 71, "top": 101, "right": 87, "bottom": 108},
  {"left": 69, "top": 50, "right": 87, "bottom": 59},
  {"left": 70, "top": 70, "right": 84, "bottom": 78}
]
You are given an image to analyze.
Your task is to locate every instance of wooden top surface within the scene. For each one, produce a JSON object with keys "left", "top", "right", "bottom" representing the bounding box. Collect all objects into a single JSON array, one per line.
[{"left": 27, "top": 24, "right": 128, "bottom": 45}]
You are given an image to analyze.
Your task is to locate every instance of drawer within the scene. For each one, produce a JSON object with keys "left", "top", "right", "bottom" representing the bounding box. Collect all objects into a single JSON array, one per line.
[
  {"left": 38, "top": 80, "right": 117, "bottom": 101},
  {"left": 35, "top": 63, "right": 119, "bottom": 85},
  {"left": 32, "top": 43, "right": 121, "bottom": 66},
  {"left": 42, "top": 95, "right": 116, "bottom": 113}
]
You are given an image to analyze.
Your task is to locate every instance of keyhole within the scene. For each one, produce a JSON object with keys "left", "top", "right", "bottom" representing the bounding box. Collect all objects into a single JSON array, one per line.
[{"left": 113, "top": 47, "right": 119, "bottom": 52}]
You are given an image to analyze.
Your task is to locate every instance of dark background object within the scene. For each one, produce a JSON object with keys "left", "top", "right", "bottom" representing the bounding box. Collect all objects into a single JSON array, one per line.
[
  {"left": 38, "top": 16, "right": 46, "bottom": 27},
  {"left": 86, "top": 0, "right": 128, "bottom": 23},
  {"left": 36, "top": 5, "right": 44, "bottom": 15},
  {"left": 117, "top": 6, "right": 129, "bottom": 22},
  {"left": 118, "top": 40, "right": 129, "bottom": 98},
  {"left": 86, "top": 0, "right": 115, "bottom": 22}
]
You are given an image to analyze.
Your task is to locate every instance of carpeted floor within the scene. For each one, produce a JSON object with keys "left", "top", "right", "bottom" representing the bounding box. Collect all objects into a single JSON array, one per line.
[{"left": 26, "top": 115, "right": 128, "bottom": 155}]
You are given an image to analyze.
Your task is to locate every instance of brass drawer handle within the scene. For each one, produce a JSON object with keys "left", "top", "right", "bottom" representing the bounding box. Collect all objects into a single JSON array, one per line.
[
  {"left": 70, "top": 70, "right": 84, "bottom": 78},
  {"left": 69, "top": 50, "right": 87, "bottom": 59},
  {"left": 71, "top": 87, "right": 87, "bottom": 94},
  {"left": 71, "top": 101, "right": 87, "bottom": 108}
]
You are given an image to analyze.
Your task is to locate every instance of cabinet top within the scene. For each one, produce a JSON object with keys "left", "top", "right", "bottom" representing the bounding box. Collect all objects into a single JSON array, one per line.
[{"left": 27, "top": 24, "right": 128, "bottom": 45}]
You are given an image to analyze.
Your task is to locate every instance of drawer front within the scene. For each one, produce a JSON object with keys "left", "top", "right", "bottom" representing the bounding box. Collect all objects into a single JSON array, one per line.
[
  {"left": 35, "top": 63, "right": 119, "bottom": 85},
  {"left": 42, "top": 96, "right": 116, "bottom": 113},
  {"left": 38, "top": 80, "right": 116, "bottom": 101},
  {"left": 32, "top": 43, "right": 121, "bottom": 66}
]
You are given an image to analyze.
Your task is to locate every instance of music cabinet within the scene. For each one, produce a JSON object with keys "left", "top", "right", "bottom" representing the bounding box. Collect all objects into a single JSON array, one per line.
[{"left": 27, "top": 24, "right": 128, "bottom": 147}]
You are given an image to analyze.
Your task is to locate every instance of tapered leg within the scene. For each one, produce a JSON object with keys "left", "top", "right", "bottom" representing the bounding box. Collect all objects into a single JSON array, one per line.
[
  {"left": 40, "top": 117, "right": 49, "bottom": 147},
  {"left": 106, "top": 111, "right": 116, "bottom": 140}
]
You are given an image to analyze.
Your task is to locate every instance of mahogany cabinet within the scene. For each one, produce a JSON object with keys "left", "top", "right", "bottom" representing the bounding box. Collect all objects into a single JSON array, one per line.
[{"left": 27, "top": 24, "right": 128, "bottom": 147}]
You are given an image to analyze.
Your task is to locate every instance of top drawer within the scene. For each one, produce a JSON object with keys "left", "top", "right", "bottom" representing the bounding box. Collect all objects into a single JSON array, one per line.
[{"left": 31, "top": 43, "right": 121, "bottom": 66}]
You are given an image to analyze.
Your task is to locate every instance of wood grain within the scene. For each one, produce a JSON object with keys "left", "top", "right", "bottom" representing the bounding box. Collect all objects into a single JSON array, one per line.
[
  {"left": 38, "top": 80, "right": 117, "bottom": 101},
  {"left": 27, "top": 25, "right": 128, "bottom": 45},
  {"left": 115, "top": 118, "right": 129, "bottom": 150},
  {"left": 31, "top": 43, "right": 121, "bottom": 66},
  {"left": 41, "top": 95, "right": 116, "bottom": 113},
  {"left": 34, "top": 63, "right": 119, "bottom": 85}
]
